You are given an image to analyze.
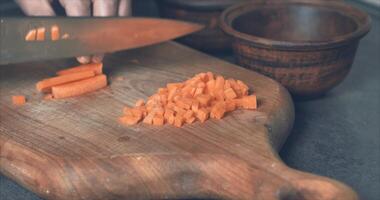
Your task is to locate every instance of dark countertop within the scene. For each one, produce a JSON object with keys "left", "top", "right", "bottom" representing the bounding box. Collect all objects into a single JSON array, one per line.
[{"left": 1, "top": 1, "right": 379, "bottom": 200}]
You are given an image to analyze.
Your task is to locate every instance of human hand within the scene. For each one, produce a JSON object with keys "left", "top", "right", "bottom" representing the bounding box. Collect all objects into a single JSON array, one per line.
[{"left": 15, "top": 0, "right": 132, "bottom": 64}]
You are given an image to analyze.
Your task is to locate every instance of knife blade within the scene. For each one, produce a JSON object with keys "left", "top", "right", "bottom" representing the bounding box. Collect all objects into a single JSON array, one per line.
[{"left": 0, "top": 17, "right": 203, "bottom": 65}]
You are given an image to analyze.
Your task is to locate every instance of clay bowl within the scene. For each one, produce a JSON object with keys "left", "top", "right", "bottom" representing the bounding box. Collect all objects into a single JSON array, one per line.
[
  {"left": 220, "top": 0, "right": 371, "bottom": 97},
  {"left": 157, "top": 0, "right": 246, "bottom": 52}
]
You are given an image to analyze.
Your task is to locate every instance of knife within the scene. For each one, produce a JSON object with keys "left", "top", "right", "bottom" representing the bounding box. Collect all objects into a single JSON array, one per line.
[{"left": 0, "top": 17, "right": 203, "bottom": 65}]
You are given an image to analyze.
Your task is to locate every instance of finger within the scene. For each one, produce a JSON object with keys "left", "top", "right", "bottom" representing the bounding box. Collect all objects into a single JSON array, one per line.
[
  {"left": 118, "top": 0, "right": 132, "bottom": 16},
  {"left": 59, "top": 0, "right": 91, "bottom": 17},
  {"left": 91, "top": 54, "right": 104, "bottom": 63},
  {"left": 92, "top": 0, "right": 118, "bottom": 17},
  {"left": 15, "top": 0, "right": 55, "bottom": 16},
  {"left": 77, "top": 56, "right": 92, "bottom": 64}
]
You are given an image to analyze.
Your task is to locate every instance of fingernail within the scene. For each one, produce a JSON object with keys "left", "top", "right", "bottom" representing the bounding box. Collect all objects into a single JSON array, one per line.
[
  {"left": 77, "top": 56, "right": 91, "bottom": 64},
  {"left": 91, "top": 54, "right": 104, "bottom": 63}
]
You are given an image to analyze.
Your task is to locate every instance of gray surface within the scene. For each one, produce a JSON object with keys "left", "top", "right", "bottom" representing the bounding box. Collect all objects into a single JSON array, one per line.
[{"left": 1, "top": 1, "right": 379, "bottom": 200}]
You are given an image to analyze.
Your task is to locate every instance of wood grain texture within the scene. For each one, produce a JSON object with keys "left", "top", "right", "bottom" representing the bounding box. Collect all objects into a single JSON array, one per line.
[{"left": 0, "top": 42, "right": 357, "bottom": 200}]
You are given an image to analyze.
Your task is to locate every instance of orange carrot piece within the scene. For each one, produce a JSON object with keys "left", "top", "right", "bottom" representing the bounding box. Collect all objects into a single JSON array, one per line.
[
  {"left": 184, "top": 110, "right": 194, "bottom": 119},
  {"left": 143, "top": 112, "right": 155, "bottom": 125},
  {"left": 36, "top": 70, "right": 95, "bottom": 93},
  {"left": 225, "top": 99, "right": 237, "bottom": 112},
  {"left": 224, "top": 88, "right": 237, "bottom": 100},
  {"left": 210, "top": 101, "right": 226, "bottom": 119},
  {"left": 119, "top": 115, "right": 141, "bottom": 125},
  {"left": 196, "top": 94, "right": 212, "bottom": 107},
  {"left": 51, "top": 25, "right": 60, "bottom": 41},
  {"left": 12, "top": 96, "right": 26, "bottom": 106},
  {"left": 56, "top": 63, "right": 103, "bottom": 76},
  {"left": 61, "top": 33, "right": 69, "bottom": 39},
  {"left": 168, "top": 115, "right": 175, "bottom": 125},
  {"left": 174, "top": 115, "right": 185, "bottom": 127},
  {"left": 194, "top": 87, "right": 204, "bottom": 96},
  {"left": 191, "top": 100, "right": 199, "bottom": 113},
  {"left": 206, "top": 79, "right": 215, "bottom": 96},
  {"left": 196, "top": 108, "right": 209, "bottom": 123},
  {"left": 174, "top": 106, "right": 186, "bottom": 116},
  {"left": 240, "top": 95, "right": 257, "bottom": 109},
  {"left": 135, "top": 99, "right": 145, "bottom": 107},
  {"left": 237, "top": 80, "right": 249, "bottom": 96},
  {"left": 25, "top": 29, "right": 36, "bottom": 41},
  {"left": 164, "top": 108, "right": 175, "bottom": 121},
  {"left": 167, "top": 83, "right": 184, "bottom": 91},
  {"left": 36, "top": 27, "right": 46, "bottom": 41},
  {"left": 206, "top": 72, "right": 214, "bottom": 82},
  {"left": 153, "top": 116, "right": 164, "bottom": 126},
  {"left": 186, "top": 117, "right": 196, "bottom": 124},
  {"left": 52, "top": 75, "right": 107, "bottom": 99},
  {"left": 176, "top": 98, "right": 192, "bottom": 110}
]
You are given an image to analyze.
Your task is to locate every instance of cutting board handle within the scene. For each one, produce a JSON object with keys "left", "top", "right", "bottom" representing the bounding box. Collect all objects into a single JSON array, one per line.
[{"left": 177, "top": 154, "right": 359, "bottom": 200}]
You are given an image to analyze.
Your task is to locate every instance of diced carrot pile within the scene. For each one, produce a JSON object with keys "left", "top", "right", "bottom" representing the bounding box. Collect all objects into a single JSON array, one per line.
[
  {"left": 120, "top": 72, "right": 257, "bottom": 127},
  {"left": 36, "top": 63, "right": 107, "bottom": 99}
]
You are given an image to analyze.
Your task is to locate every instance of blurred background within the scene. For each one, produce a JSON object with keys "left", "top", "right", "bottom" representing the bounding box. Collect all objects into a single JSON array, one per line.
[{"left": 0, "top": 0, "right": 379, "bottom": 200}]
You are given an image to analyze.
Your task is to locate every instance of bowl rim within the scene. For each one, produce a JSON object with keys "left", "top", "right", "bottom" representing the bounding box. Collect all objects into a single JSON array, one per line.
[{"left": 219, "top": 0, "right": 371, "bottom": 50}]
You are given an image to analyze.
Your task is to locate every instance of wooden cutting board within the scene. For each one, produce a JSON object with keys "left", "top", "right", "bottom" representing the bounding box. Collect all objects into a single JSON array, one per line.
[{"left": 0, "top": 42, "right": 357, "bottom": 200}]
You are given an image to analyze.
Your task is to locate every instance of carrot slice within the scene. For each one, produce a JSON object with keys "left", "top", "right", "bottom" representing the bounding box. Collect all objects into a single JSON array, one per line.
[
  {"left": 36, "top": 27, "right": 46, "bottom": 41},
  {"left": 25, "top": 29, "right": 36, "bottom": 41},
  {"left": 36, "top": 70, "right": 95, "bottom": 93},
  {"left": 51, "top": 25, "right": 60, "bottom": 41},
  {"left": 52, "top": 75, "right": 107, "bottom": 99},
  {"left": 12, "top": 96, "right": 26, "bottom": 106},
  {"left": 56, "top": 63, "right": 103, "bottom": 76}
]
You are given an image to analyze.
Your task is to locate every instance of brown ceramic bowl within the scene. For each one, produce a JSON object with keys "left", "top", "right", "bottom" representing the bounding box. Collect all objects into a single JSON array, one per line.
[
  {"left": 220, "top": 0, "right": 371, "bottom": 97},
  {"left": 157, "top": 0, "right": 246, "bottom": 52}
]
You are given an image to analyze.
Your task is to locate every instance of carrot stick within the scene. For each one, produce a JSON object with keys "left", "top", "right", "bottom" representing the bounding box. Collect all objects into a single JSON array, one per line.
[
  {"left": 36, "top": 70, "right": 95, "bottom": 93},
  {"left": 52, "top": 75, "right": 107, "bottom": 99},
  {"left": 36, "top": 27, "right": 46, "bottom": 41},
  {"left": 51, "top": 25, "right": 60, "bottom": 41},
  {"left": 56, "top": 63, "right": 103, "bottom": 76},
  {"left": 12, "top": 96, "right": 26, "bottom": 106},
  {"left": 25, "top": 29, "right": 36, "bottom": 41}
]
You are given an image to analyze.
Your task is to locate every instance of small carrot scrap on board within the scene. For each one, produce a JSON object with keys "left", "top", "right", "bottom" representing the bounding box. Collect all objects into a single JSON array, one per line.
[
  {"left": 52, "top": 75, "right": 107, "bottom": 99},
  {"left": 51, "top": 25, "right": 60, "bottom": 41},
  {"left": 36, "top": 27, "right": 46, "bottom": 41},
  {"left": 12, "top": 96, "right": 26, "bottom": 106},
  {"left": 61, "top": 33, "right": 69, "bottom": 39},
  {"left": 56, "top": 63, "right": 103, "bottom": 76},
  {"left": 36, "top": 70, "right": 95, "bottom": 93},
  {"left": 119, "top": 72, "right": 258, "bottom": 128},
  {"left": 25, "top": 29, "right": 37, "bottom": 41}
]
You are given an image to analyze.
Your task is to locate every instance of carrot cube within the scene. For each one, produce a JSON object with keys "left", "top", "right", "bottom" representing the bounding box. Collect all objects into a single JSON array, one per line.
[
  {"left": 225, "top": 99, "right": 237, "bottom": 112},
  {"left": 153, "top": 116, "right": 165, "bottom": 126},
  {"left": 240, "top": 95, "right": 257, "bottom": 109},
  {"left": 196, "top": 94, "right": 212, "bottom": 107},
  {"left": 174, "top": 116, "right": 185, "bottom": 127},
  {"left": 210, "top": 101, "right": 226, "bottom": 119},
  {"left": 119, "top": 115, "right": 140, "bottom": 125},
  {"left": 12, "top": 96, "right": 26, "bottom": 106},
  {"left": 196, "top": 108, "right": 209, "bottom": 123},
  {"left": 224, "top": 88, "right": 237, "bottom": 100}
]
